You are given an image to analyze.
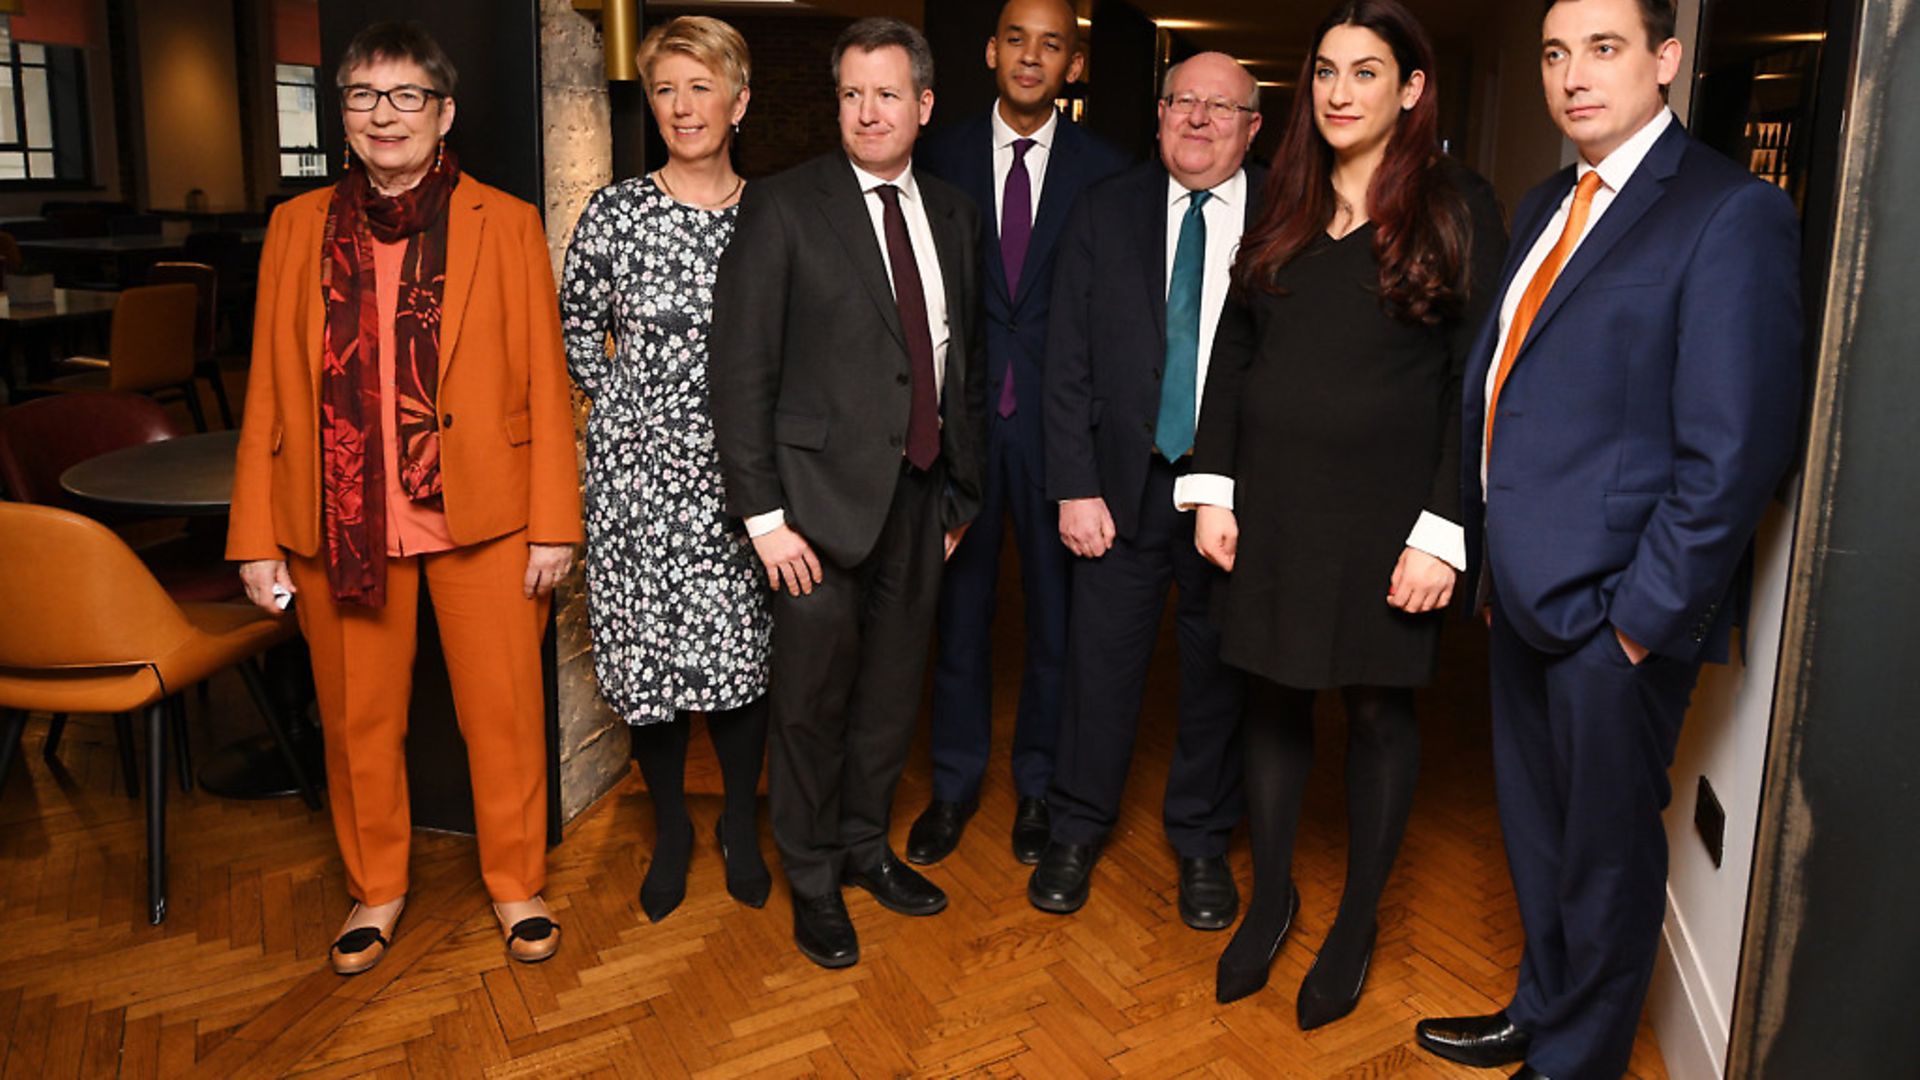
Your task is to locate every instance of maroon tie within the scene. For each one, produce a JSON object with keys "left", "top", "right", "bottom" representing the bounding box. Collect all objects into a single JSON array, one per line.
[{"left": 876, "top": 184, "right": 941, "bottom": 470}]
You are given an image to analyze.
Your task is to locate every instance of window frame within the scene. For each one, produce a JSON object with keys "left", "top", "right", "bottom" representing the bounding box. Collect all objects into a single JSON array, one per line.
[
  {"left": 0, "top": 33, "right": 95, "bottom": 190},
  {"left": 275, "top": 61, "right": 327, "bottom": 183}
]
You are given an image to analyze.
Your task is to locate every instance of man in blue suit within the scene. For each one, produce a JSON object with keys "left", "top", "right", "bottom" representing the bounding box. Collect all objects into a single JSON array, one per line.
[
  {"left": 1415, "top": 2, "right": 1802, "bottom": 1078},
  {"left": 907, "top": 0, "right": 1129, "bottom": 867}
]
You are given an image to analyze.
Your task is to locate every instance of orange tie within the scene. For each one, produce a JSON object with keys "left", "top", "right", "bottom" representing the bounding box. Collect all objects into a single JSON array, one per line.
[{"left": 1484, "top": 171, "right": 1606, "bottom": 449}]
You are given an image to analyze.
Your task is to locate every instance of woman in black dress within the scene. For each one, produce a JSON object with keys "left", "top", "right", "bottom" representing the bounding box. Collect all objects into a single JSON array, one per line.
[{"left": 1184, "top": 0, "right": 1506, "bottom": 1024}]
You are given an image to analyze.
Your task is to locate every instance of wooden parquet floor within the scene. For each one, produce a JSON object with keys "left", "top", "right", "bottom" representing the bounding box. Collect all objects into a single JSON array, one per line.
[{"left": 0, "top": 590, "right": 1670, "bottom": 1078}]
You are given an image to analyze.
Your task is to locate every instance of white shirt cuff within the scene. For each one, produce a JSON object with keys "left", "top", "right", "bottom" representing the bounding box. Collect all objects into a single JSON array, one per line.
[
  {"left": 1173, "top": 473, "right": 1235, "bottom": 511},
  {"left": 744, "top": 509, "right": 786, "bottom": 538},
  {"left": 1405, "top": 510, "right": 1467, "bottom": 572}
]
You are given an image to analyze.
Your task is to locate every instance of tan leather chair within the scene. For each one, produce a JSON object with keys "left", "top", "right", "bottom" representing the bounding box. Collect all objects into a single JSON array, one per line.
[
  {"left": 28, "top": 283, "right": 207, "bottom": 431},
  {"left": 0, "top": 503, "right": 317, "bottom": 924},
  {"left": 146, "top": 261, "right": 233, "bottom": 428}
]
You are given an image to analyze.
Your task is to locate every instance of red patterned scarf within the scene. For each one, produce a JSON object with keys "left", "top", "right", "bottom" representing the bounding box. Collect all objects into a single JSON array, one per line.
[{"left": 318, "top": 148, "right": 458, "bottom": 606}]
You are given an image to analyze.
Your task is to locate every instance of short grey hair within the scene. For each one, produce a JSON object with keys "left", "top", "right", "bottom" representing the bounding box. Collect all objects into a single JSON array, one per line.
[
  {"left": 831, "top": 17, "right": 935, "bottom": 95},
  {"left": 1160, "top": 55, "right": 1261, "bottom": 113},
  {"left": 336, "top": 20, "right": 458, "bottom": 97}
]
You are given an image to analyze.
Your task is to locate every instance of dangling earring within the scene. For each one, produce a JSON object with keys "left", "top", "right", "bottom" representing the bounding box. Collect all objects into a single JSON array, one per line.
[
  {"left": 733, "top": 122, "right": 741, "bottom": 137},
  {"left": 434, "top": 142, "right": 445, "bottom": 172},
  {"left": 342, "top": 144, "right": 352, "bottom": 171}
]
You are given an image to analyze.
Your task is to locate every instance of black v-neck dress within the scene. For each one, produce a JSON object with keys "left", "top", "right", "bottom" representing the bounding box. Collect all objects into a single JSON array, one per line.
[{"left": 1192, "top": 166, "right": 1506, "bottom": 689}]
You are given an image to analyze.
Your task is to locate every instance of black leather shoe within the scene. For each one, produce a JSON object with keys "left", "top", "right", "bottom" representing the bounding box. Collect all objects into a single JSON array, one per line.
[
  {"left": 1010, "top": 797, "right": 1049, "bottom": 865},
  {"left": 792, "top": 891, "right": 859, "bottom": 969},
  {"left": 844, "top": 853, "right": 948, "bottom": 916},
  {"left": 1177, "top": 855, "right": 1239, "bottom": 930},
  {"left": 1028, "top": 840, "right": 1101, "bottom": 914},
  {"left": 1510, "top": 1067, "right": 1551, "bottom": 1080},
  {"left": 905, "top": 799, "right": 975, "bottom": 865},
  {"left": 1414, "top": 1011, "right": 1531, "bottom": 1068}
]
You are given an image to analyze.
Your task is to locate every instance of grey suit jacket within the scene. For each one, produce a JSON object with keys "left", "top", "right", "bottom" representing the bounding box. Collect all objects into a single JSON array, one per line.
[{"left": 710, "top": 152, "right": 989, "bottom": 568}]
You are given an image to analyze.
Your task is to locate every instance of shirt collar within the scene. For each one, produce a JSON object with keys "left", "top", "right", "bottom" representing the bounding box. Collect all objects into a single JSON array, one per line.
[
  {"left": 1579, "top": 107, "right": 1674, "bottom": 194},
  {"left": 1167, "top": 167, "right": 1246, "bottom": 210},
  {"left": 991, "top": 104, "right": 1059, "bottom": 153},
  {"left": 851, "top": 159, "right": 921, "bottom": 202}
]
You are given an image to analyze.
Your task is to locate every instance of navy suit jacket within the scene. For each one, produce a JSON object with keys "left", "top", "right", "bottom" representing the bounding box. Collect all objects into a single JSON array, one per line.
[
  {"left": 917, "top": 110, "right": 1131, "bottom": 480},
  {"left": 1463, "top": 121, "right": 1803, "bottom": 664},
  {"left": 1044, "top": 159, "right": 1268, "bottom": 539}
]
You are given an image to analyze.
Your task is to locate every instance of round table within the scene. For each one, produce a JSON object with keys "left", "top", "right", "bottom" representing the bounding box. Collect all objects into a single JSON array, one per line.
[
  {"left": 59, "top": 429, "right": 241, "bottom": 516},
  {"left": 59, "top": 429, "right": 324, "bottom": 801}
]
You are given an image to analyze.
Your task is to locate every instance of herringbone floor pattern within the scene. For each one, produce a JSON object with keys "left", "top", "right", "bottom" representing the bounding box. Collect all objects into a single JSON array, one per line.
[{"left": 0, "top": 601, "right": 1669, "bottom": 1078}]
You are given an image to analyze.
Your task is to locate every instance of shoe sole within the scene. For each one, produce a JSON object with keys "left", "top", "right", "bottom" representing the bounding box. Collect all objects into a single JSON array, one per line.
[
  {"left": 1027, "top": 883, "right": 1089, "bottom": 914},
  {"left": 851, "top": 884, "right": 948, "bottom": 917},
  {"left": 1413, "top": 1035, "right": 1530, "bottom": 1069},
  {"left": 902, "top": 843, "right": 955, "bottom": 867},
  {"left": 797, "top": 941, "right": 860, "bottom": 969},
  {"left": 1180, "top": 903, "right": 1237, "bottom": 931}
]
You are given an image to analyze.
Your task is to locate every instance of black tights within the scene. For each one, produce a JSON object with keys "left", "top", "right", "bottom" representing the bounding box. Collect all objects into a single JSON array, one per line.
[
  {"left": 630, "top": 697, "right": 769, "bottom": 891},
  {"left": 1221, "top": 678, "right": 1420, "bottom": 983}
]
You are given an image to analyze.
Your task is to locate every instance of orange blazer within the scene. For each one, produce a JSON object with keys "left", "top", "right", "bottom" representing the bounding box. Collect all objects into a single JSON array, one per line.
[{"left": 228, "top": 175, "right": 583, "bottom": 563}]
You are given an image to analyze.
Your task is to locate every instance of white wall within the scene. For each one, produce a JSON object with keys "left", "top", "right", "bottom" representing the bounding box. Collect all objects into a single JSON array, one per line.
[{"left": 1645, "top": 6, "right": 1790, "bottom": 1074}]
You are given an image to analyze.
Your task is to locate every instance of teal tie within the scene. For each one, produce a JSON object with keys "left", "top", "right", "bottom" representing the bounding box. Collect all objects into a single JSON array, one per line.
[{"left": 1156, "top": 189, "right": 1211, "bottom": 460}]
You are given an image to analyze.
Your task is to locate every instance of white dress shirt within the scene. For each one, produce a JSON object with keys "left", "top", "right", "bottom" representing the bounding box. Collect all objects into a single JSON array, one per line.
[
  {"left": 1481, "top": 108, "right": 1676, "bottom": 493},
  {"left": 746, "top": 159, "right": 953, "bottom": 539},
  {"left": 991, "top": 104, "right": 1056, "bottom": 227}
]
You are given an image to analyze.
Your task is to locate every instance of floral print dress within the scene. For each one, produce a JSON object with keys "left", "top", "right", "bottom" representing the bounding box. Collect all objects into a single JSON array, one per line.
[{"left": 560, "top": 176, "right": 770, "bottom": 725}]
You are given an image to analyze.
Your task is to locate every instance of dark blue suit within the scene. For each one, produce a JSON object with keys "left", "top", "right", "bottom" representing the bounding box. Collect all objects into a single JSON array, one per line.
[
  {"left": 917, "top": 111, "right": 1129, "bottom": 803},
  {"left": 1462, "top": 120, "right": 1802, "bottom": 1080},
  {"left": 1042, "top": 161, "right": 1265, "bottom": 856}
]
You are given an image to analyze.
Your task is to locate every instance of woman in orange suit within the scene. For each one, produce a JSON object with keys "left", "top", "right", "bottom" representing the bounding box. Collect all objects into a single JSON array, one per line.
[{"left": 228, "top": 21, "right": 582, "bottom": 975}]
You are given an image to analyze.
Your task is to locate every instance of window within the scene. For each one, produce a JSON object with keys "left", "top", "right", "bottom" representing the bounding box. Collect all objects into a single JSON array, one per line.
[
  {"left": 277, "top": 62, "right": 325, "bottom": 179},
  {"left": 0, "top": 21, "right": 90, "bottom": 183}
]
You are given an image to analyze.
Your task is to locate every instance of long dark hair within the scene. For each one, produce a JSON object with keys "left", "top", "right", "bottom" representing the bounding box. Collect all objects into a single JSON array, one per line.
[{"left": 1234, "top": 0, "right": 1470, "bottom": 326}]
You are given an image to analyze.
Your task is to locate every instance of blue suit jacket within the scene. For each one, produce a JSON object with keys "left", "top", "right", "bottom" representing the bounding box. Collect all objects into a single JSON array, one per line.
[
  {"left": 918, "top": 110, "right": 1130, "bottom": 483},
  {"left": 1462, "top": 120, "right": 1803, "bottom": 663}
]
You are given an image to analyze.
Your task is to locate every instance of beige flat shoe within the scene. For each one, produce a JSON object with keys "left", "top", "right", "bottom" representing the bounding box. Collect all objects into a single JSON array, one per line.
[
  {"left": 330, "top": 897, "right": 406, "bottom": 975},
  {"left": 494, "top": 900, "right": 561, "bottom": 964}
]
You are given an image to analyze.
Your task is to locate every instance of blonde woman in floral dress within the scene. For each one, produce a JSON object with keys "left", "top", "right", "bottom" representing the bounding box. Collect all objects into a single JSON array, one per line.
[{"left": 561, "top": 16, "right": 770, "bottom": 922}]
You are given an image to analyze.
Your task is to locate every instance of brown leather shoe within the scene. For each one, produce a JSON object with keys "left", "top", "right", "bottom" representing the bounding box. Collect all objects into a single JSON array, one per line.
[
  {"left": 330, "top": 898, "right": 406, "bottom": 975},
  {"left": 494, "top": 900, "right": 562, "bottom": 964}
]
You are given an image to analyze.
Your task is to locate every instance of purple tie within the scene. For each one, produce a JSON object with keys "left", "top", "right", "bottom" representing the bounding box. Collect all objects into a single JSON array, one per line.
[
  {"left": 875, "top": 184, "right": 941, "bottom": 470},
  {"left": 997, "top": 138, "right": 1035, "bottom": 419}
]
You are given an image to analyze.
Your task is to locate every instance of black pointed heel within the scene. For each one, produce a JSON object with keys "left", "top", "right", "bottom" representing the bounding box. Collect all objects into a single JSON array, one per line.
[
  {"left": 716, "top": 815, "right": 771, "bottom": 908},
  {"left": 1214, "top": 885, "right": 1300, "bottom": 1004}
]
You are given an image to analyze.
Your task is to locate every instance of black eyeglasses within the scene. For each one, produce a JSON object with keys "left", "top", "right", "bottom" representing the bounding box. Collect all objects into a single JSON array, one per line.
[{"left": 340, "top": 84, "right": 446, "bottom": 113}]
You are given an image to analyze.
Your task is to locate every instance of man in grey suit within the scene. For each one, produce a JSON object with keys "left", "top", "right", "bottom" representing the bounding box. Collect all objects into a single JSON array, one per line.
[{"left": 709, "top": 17, "right": 988, "bottom": 970}]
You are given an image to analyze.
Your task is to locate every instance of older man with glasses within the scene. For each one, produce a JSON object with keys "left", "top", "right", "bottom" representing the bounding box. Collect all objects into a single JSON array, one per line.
[{"left": 1031, "top": 52, "right": 1264, "bottom": 928}]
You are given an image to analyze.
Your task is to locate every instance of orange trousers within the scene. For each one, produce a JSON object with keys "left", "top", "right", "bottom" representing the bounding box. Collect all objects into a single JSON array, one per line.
[{"left": 288, "top": 530, "right": 550, "bottom": 905}]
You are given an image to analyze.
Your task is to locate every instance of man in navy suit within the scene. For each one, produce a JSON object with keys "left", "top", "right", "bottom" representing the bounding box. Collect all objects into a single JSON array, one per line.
[
  {"left": 907, "top": 0, "right": 1130, "bottom": 868},
  {"left": 1031, "top": 52, "right": 1264, "bottom": 929},
  {"left": 1415, "top": 2, "right": 1802, "bottom": 1077}
]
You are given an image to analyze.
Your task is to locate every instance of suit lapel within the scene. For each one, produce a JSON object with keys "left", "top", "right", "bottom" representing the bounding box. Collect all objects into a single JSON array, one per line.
[
  {"left": 1015, "top": 113, "right": 1078, "bottom": 310},
  {"left": 1140, "top": 168, "right": 1169, "bottom": 340},
  {"left": 817, "top": 159, "right": 907, "bottom": 349},
  {"left": 1462, "top": 170, "right": 1569, "bottom": 404},
  {"left": 1518, "top": 124, "right": 1688, "bottom": 359},
  {"left": 305, "top": 194, "right": 330, "bottom": 394},
  {"left": 925, "top": 182, "right": 969, "bottom": 354},
  {"left": 957, "top": 113, "right": 1011, "bottom": 307},
  {"left": 437, "top": 180, "right": 485, "bottom": 382}
]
